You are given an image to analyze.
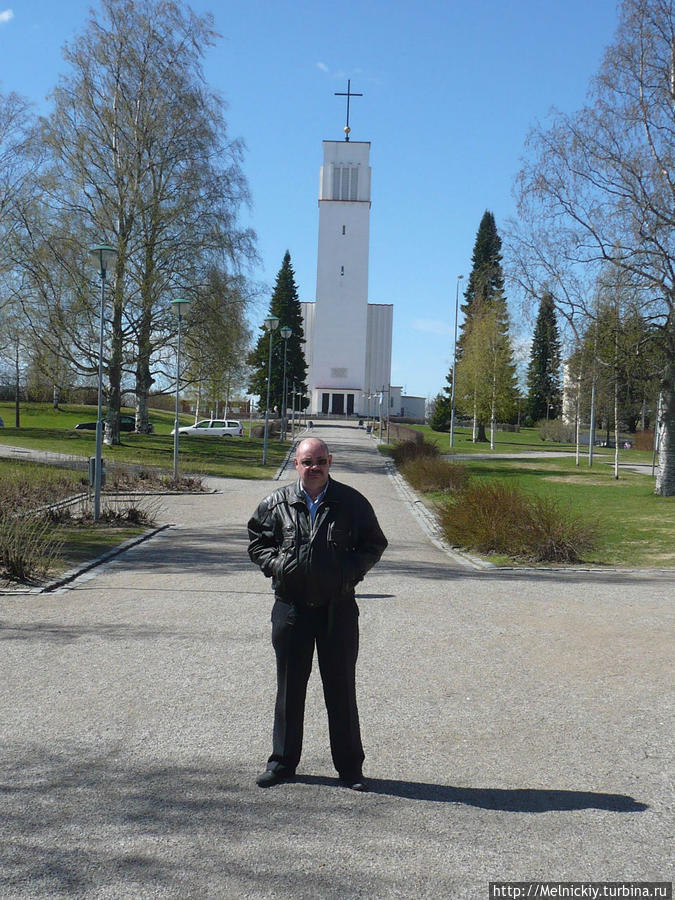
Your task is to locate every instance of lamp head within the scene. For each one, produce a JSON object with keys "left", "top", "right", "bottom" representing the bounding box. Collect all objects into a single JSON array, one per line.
[
  {"left": 264, "top": 315, "right": 280, "bottom": 333},
  {"left": 170, "top": 297, "right": 190, "bottom": 318},
  {"left": 280, "top": 326, "right": 292, "bottom": 340},
  {"left": 89, "top": 244, "right": 117, "bottom": 277}
]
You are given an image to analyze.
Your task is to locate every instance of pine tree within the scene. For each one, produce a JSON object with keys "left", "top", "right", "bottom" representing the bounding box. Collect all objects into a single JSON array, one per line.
[
  {"left": 456, "top": 211, "right": 518, "bottom": 440},
  {"left": 526, "top": 291, "right": 562, "bottom": 422},
  {"left": 247, "top": 251, "right": 308, "bottom": 412}
]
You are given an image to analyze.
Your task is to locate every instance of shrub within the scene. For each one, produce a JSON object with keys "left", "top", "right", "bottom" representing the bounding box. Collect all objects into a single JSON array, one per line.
[
  {"left": 438, "top": 481, "right": 529, "bottom": 555},
  {"left": 437, "top": 480, "right": 597, "bottom": 563},
  {"left": 390, "top": 437, "right": 439, "bottom": 466},
  {"left": 0, "top": 514, "right": 63, "bottom": 583},
  {"left": 632, "top": 430, "right": 654, "bottom": 451},
  {"left": 538, "top": 419, "right": 575, "bottom": 443},
  {"left": 401, "top": 457, "right": 468, "bottom": 493},
  {"left": 518, "top": 494, "right": 597, "bottom": 563}
]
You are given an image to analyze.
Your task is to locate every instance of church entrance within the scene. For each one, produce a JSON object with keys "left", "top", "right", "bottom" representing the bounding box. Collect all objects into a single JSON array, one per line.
[
  {"left": 321, "top": 393, "right": 330, "bottom": 414},
  {"left": 332, "top": 393, "right": 344, "bottom": 415},
  {"left": 347, "top": 394, "right": 354, "bottom": 415}
]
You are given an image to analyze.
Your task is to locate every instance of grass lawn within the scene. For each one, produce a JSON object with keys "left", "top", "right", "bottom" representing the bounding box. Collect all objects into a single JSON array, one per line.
[
  {"left": 0, "top": 405, "right": 289, "bottom": 479},
  {"left": 407, "top": 423, "right": 655, "bottom": 466},
  {"left": 383, "top": 439, "right": 672, "bottom": 568},
  {"left": 452, "top": 455, "right": 673, "bottom": 568},
  {"left": 50, "top": 523, "right": 147, "bottom": 573},
  {"left": 0, "top": 401, "right": 191, "bottom": 435}
]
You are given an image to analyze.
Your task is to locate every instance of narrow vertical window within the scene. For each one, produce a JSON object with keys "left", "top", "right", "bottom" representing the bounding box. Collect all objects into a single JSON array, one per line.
[
  {"left": 340, "top": 265, "right": 344, "bottom": 276},
  {"left": 342, "top": 225, "right": 346, "bottom": 235},
  {"left": 341, "top": 167, "right": 349, "bottom": 200}
]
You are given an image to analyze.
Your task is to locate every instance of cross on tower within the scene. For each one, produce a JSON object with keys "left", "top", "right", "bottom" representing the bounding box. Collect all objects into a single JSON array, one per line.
[{"left": 334, "top": 79, "right": 363, "bottom": 142}]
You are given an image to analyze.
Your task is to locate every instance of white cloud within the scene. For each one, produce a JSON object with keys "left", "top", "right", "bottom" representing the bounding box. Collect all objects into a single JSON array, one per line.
[
  {"left": 316, "top": 62, "right": 329, "bottom": 73},
  {"left": 0, "top": 9, "right": 14, "bottom": 24},
  {"left": 411, "top": 318, "right": 450, "bottom": 336}
]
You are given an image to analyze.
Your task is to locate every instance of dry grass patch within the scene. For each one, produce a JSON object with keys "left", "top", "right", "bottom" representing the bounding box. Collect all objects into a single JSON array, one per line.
[{"left": 437, "top": 480, "right": 598, "bottom": 564}]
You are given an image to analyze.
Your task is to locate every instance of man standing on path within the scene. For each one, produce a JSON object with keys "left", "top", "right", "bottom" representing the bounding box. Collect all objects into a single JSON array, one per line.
[{"left": 247, "top": 436, "right": 387, "bottom": 791}]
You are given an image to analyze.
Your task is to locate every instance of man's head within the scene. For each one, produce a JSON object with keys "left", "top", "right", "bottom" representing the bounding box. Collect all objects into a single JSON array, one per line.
[{"left": 294, "top": 437, "right": 332, "bottom": 497}]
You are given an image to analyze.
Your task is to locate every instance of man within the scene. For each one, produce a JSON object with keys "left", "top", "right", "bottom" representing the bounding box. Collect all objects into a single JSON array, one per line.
[{"left": 247, "top": 437, "right": 387, "bottom": 791}]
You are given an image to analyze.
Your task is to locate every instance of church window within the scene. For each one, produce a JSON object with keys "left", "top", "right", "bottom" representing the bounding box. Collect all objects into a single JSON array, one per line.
[
  {"left": 332, "top": 165, "right": 359, "bottom": 201},
  {"left": 342, "top": 225, "right": 346, "bottom": 235},
  {"left": 340, "top": 265, "right": 344, "bottom": 276}
]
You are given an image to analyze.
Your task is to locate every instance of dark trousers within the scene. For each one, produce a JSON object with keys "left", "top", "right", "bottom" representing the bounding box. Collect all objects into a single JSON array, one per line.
[{"left": 268, "top": 598, "right": 364, "bottom": 777}]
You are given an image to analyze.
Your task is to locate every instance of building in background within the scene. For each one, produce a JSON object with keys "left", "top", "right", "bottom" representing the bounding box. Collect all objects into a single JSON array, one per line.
[{"left": 301, "top": 129, "right": 393, "bottom": 416}]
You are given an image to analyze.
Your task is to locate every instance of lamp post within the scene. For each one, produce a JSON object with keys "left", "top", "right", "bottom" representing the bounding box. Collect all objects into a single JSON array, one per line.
[
  {"left": 291, "top": 380, "right": 297, "bottom": 441},
  {"left": 262, "top": 315, "right": 279, "bottom": 465},
  {"left": 170, "top": 298, "right": 190, "bottom": 483},
  {"left": 280, "top": 325, "right": 292, "bottom": 440},
  {"left": 88, "top": 243, "right": 117, "bottom": 521},
  {"left": 449, "top": 273, "right": 464, "bottom": 449}
]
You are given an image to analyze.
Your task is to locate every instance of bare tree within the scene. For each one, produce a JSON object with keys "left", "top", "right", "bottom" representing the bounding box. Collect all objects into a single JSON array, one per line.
[
  {"left": 511, "top": 0, "right": 675, "bottom": 495},
  {"left": 16, "top": 0, "right": 255, "bottom": 444}
]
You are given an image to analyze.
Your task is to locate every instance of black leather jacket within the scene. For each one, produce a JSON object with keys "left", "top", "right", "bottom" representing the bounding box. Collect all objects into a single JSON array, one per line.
[{"left": 247, "top": 477, "right": 387, "bottom": 607}]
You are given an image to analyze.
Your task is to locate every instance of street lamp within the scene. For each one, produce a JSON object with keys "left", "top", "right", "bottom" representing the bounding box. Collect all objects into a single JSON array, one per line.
[
  {"left": 262, "top": 314, "right": 279, "bottom": 465},
  {"left": 170, "top": 297, "right": 190, "bottom": 483},
  {"left": 291, "top": 380, "right": 297, "bottom": 441},
  {"left": 88, "top": 243, "right": 117, "bottom": 521},
  {"left": 280, "top": 325, "right": 292, "bottom": 440},
  {"left": 449, "top": 273, "right": 464, "bottom": 449}
]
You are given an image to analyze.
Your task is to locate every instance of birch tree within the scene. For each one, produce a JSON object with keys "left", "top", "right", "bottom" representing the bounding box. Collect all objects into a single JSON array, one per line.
[{"left": 512, "top": 0, "right": 675, "bottom": 495}]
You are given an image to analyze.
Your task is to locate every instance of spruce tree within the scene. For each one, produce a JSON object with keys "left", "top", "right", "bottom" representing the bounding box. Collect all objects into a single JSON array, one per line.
[
  {"left": 456, "top": 211, "right": 518, "bottom": 440},
  {"left": 429, "top": 370, "right": 453, "bottom": 432},
  {"left": 247, "top": 251, "right": 308, "bottom": 412},
  {"left": 458, "top": 210, "right": 505, "bottom": 357},
  {"left": 526, "top": 291, "right": 562, "bottom": 422}
]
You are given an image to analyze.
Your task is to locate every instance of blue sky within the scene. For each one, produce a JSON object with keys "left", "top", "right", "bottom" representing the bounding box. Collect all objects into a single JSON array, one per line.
[{"left": 0, "top": 0, "right": 621, "bottom": 399}]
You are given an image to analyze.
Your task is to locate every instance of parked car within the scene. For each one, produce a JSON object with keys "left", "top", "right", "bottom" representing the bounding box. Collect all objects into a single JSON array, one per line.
[
  {"left": 171, "top": 419, "right": 244, "bottom": 438},
  {"left": 75, "top": 414, "right": 153, "bottom": 433}
]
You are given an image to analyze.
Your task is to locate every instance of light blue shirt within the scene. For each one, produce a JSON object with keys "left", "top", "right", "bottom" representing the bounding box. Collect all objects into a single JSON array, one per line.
[{"left": 302, "top": 482, "right": 328, "bottom": 524}]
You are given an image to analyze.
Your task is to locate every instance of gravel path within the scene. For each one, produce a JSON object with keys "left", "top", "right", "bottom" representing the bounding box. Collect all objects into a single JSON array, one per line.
[{"left": 0, "top": 422, "right": 672, "bottom": 898}]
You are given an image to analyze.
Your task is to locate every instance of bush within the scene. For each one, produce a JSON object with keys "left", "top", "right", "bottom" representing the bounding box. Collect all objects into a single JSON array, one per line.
[
  {"left": 0, "top": 514, "right": 63, "bottom": 582},
  {"left": 390, "top": 437, "right": 439, "bottom": 466},
  {"left": 401, "top": 457, "right": 468, "bottom": 493},
  {"left": 538, "top": 419, "right": 575, "bottom": 443},
  {"left": 437, "top": 480, "right": 597, "bottom": 563},
  {"left": 632, "top": 430, "right": 654, "bottom": 451}
]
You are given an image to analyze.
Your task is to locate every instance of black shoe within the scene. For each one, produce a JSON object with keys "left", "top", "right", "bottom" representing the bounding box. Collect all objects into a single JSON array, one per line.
[
  {"left": 256, "top": 768, "right": 295, "bottom": 788},
  {"left": 339, "top": 773, "right": 368, "bottom": 792}
]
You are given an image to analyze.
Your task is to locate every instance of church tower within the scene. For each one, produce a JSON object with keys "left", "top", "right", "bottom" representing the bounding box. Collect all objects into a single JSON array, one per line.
[{"left": 301, "top": 84, "right": 392, "bottom": 417}]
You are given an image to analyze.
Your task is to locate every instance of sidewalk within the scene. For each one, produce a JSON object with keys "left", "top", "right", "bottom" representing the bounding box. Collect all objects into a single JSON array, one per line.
[{"left": 0, "top": 422, "right": 672, "bottom": 898}]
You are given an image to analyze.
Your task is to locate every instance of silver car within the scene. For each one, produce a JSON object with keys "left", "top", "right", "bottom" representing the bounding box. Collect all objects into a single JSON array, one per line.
[{"left": 172, "top": 419, "right": 244, "bottom": 438}]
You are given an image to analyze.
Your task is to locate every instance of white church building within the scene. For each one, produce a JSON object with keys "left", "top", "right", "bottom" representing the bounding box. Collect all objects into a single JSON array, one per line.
[{"left": 301, "top": 129, "right": 393, "bottom": 417}]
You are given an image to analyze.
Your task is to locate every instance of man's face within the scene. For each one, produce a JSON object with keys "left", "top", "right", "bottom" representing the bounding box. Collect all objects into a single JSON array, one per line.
[{"left": 294, "top": 439, "right": 332, "bottom": 496}]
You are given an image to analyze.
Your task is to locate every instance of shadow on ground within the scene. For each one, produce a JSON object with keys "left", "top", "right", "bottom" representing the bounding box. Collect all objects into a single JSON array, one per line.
[
  {"left": 0, "top": 748, "right": 649, "bottom": 898},
  {"left": 295, "top": 775, "right": 647, "bottom": 811}
]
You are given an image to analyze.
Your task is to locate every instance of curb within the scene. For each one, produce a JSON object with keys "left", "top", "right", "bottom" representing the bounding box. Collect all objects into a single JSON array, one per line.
[{"left": 382, "top": 458, "right": 491, "bottom": 570}]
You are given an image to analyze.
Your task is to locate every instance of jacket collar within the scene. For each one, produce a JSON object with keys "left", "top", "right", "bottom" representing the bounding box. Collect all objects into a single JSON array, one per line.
[{"left": 289, "top": 476, "right": 338, "bottom": 505}]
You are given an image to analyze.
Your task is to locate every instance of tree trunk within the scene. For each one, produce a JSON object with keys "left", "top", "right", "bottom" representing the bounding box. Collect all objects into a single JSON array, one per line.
[
  {"left": 614, "top": 327, "right": 620, "bottom": 479},
  {"left": 53, "top": 384, "right": 60, "bottom": 409},
  {"left": 14, "top": 344, "right": 20, "bottom": 429},
  {"left": 475, "top": 422, "right": 488, "bottom": 442},
  {"left": 655, "top": 358, "right": 674, "bottom": 496}
]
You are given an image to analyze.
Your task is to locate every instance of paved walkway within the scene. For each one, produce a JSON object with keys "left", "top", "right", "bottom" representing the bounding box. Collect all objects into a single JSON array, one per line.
[{"left": 0, "top": 423, "right": 672, "bottom": 898}]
